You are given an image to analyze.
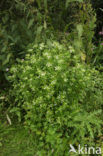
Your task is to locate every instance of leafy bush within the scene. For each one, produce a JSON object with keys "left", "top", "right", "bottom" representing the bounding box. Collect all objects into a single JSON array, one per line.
[
  {"left": 0, "top": 0, "right": 95, "bottom": 87},
  {"left": 8, "top": 42, "right": 103, "bottom": 155}
]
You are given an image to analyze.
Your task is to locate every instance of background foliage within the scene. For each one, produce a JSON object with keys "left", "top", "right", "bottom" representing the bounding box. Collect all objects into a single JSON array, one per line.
[
  {"left": 0, "top": 0, "right": 96, "bottom": 87},
  {"left": 0, "top": 0, "right": 103, "bottom": 155}
]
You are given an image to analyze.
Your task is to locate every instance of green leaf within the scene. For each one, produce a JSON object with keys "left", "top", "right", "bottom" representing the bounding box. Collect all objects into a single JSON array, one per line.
[
  {"left": 36, "top": 0, "right": 41, "bottom": 8},
  {"left": 28, "top": 18, "right": 34, "bottom": 29},
  {"left": 76, "top": 24, "right": 83, "bottom": 38},
  {"left": 0, "top": 142, "right": 2, "bottom": 147},
  {"left": 44, "top": 0, "right": 47, "bottom": 11},
  {"left": 35, "top": 26, "right": 43, "bottom": 42},
  {"left": 3, "top": 53, "right": 12, "bottom": 66}
]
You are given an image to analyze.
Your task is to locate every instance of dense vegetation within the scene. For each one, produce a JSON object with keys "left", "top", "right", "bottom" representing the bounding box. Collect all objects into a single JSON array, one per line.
[{"left": 0, "top": 0, "right": 103, "bottom": 155}]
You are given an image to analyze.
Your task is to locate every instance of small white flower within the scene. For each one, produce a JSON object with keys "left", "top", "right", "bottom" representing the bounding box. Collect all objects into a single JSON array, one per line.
[
  {"left": 55, "top": 66, "right": 61, "bottom": 71},
  {"left": 43, "top": 52, "right": 51, "bottom": 59},
  {"left": 31, "top": 58, "right": 36, "bottom": 63},
  {"left": 51, "top": 80, "right": 56, "bottom": 85},
  {"left": 64, "top": 78, "right": 68, "bottom": 82},
  {"left": 6, "top": 68, "right": 9, "bottom": 71},
  {"left": 69, "top": 46, "right": 75, "bottom": 53},
  {"left": 69, "top": 46, "right": 73, "bottom": 49},
  {"left": 53, "top": 41, "right": 62, "bottom": 49},
  {"left": 44, "top": 86, "right": 50, "bottom": 90},
  {"left": 22, "top": 84, "right": 25, "bottom": 88},
  {"left": 46, "top": 63, "right": 52, "bottom": 67},
  {"left": 39, "top": 43, "right": 45, "bottom": 50},
  {"left": 58, "top": 59, "right": 64, "bottom": 64},
  {"left": 47, "top": 55, "right": 51, "bottom": 59},
  {"left": 40, "top": 72, "right": 46, "bottom": 76}
]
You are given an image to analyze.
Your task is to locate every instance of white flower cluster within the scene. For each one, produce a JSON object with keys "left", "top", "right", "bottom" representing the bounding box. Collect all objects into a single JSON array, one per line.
[
  {"left": 43, "top": 85, "right": 50, "bottom": 90},
  {"left": 31, "top": 55, "right": 36, "bottom": 63},
  {"left": 46, "top": 63, "right": 52, "bottom": 67},
  {"left": 37, "top": 69, "right": 46, "bottom": 77},
  {"left": 39, "top": 43, "right": 45, "bottom": 50},
  {"left": 43, "top": 52, "right": 51, "bottom": 59},
  {"left": 52, "top": 41, "right": 63, "bottom": 50},
  {"left": 57, "top": 91, "right": 66, "bottom": 102},
  {"left": 40, "top": 71, "right": 46, "bottom": 77},
  {"left": 6, "top": 68, "right": 9, "bottom": 72},
  {"left": 55, "top": 66, "right": 61, "bottom": 71},
  {"left": 69, "top": 46, "right": 75, "bottom": 53},
  {"left": 58, "top": 59, "right": 64, "bottom": 64},
  {"left": 51, "top": 80, "right": 56, "bottom": 85}
]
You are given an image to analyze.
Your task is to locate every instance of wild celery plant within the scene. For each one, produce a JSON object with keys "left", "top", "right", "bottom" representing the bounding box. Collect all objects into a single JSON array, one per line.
[{"left": 8, "top": 42, "right": 103, "bottom": 155}]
